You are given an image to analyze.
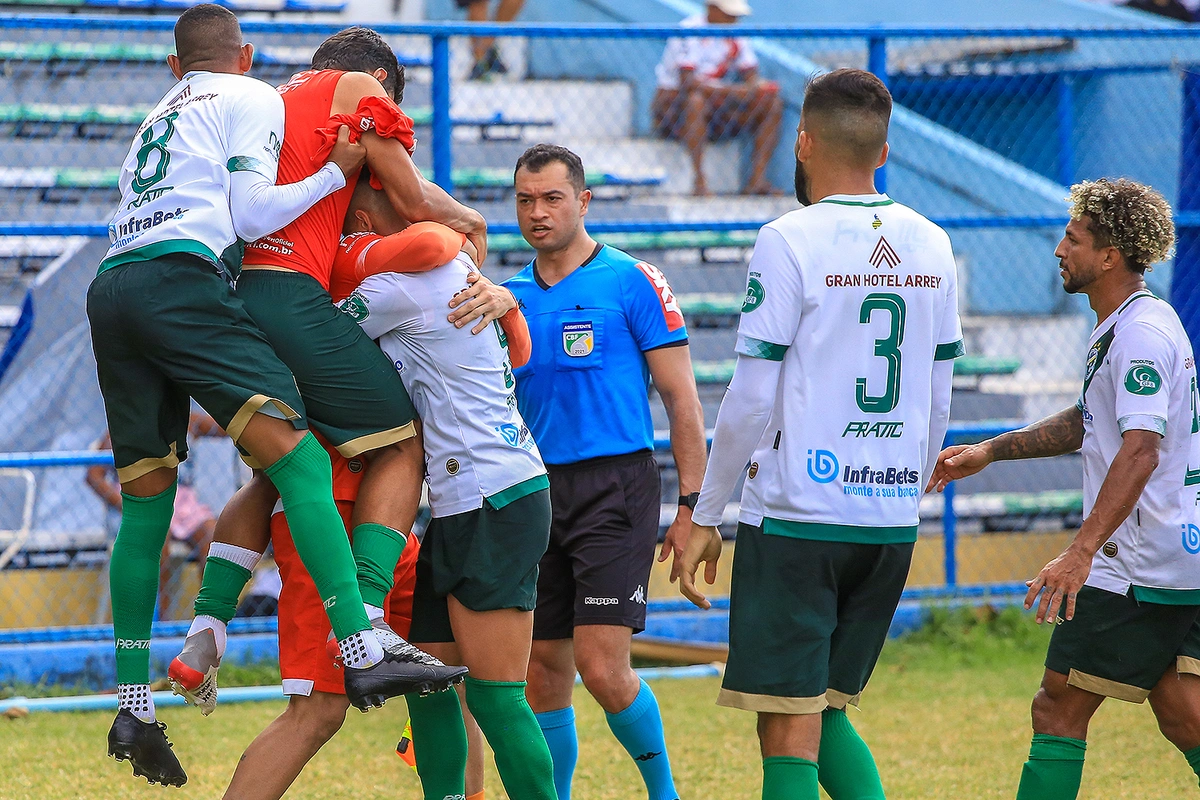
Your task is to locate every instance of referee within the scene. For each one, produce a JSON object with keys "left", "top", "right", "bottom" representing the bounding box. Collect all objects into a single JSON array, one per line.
[{"left": 502, "top": 144, "right": 707, "bottom": 800}]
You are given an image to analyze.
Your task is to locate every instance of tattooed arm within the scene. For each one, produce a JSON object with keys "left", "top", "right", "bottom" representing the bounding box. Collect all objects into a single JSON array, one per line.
[{"left": 926, "top": 405, "right": 1084, "bottom": 493}]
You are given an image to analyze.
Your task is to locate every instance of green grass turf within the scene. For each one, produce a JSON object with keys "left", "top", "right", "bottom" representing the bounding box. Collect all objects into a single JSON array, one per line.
[{"left": 1, "top": 609, "right": 1195, "bottom": 799}]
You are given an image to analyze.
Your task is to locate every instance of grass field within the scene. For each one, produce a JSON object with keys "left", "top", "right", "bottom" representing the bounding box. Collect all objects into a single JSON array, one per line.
[{"left": 1, "top": 609, "right": 1195, "bottom": 800}]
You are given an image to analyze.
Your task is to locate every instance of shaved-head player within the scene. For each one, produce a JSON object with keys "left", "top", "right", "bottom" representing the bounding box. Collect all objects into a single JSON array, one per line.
[{"left": 88, "top": 5, "right": 430, "bottom": 785}]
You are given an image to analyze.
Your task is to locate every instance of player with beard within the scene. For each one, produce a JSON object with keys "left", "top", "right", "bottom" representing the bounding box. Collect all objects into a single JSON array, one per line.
[
  {"left": 929, "top": 178, "right": 1200, "bottom": 799},
  {"left": 680, "top": 69, "right": 962, "bottom": 800}
]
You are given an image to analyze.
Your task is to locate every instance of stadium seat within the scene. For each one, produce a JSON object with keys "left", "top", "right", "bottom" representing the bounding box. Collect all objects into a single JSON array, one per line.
[
  {"left": 0, "top": 104, "right": 549, "bottom": 140},
  {"left": 0, "top": 41, "right": 429, "bottom": 70},
  {"left": 0, "top": 166, "right": 663, "bottom": 203},
  {"left": 0, "top": 0, "right": 348, "bottom": 13}
]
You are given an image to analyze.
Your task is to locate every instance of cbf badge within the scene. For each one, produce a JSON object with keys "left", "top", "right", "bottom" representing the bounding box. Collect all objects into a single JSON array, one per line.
[{"left": 562, "top": 321, "right": 594, "bottom": 357}]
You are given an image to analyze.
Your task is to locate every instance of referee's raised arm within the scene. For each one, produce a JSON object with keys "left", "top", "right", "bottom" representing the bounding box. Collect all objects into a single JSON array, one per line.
[{"left": 502, "top": 144, "right": 704, "bottom": 800}]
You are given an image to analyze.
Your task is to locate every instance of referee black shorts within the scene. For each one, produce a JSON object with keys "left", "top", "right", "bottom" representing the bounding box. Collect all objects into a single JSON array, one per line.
[{"left": 533, "top": 450, "right": 660, "bottom": 640}]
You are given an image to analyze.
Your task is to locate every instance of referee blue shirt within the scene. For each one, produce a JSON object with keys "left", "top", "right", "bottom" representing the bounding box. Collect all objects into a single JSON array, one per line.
[{"left": 504, "top": 244, "right": 688, "bottom": 466}]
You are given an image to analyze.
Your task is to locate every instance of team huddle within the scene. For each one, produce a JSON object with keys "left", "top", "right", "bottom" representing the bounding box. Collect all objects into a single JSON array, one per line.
[{"left": 87, "top": 4, "right": 1200, "bottom": 800}]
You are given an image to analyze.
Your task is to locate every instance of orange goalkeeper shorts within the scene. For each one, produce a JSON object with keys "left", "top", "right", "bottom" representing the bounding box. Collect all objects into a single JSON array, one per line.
[{"left": 272, "top": 500, "right": 419, "bottom": 697}]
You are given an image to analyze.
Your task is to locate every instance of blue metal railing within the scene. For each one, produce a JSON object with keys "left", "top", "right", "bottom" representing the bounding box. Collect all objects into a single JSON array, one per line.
[{"left": 1, "top": 421, "right": 1019, "bottom": 588}]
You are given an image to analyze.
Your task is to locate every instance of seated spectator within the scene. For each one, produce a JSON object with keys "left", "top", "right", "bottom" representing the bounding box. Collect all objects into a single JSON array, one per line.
[
  {"left": 87, "top": 411, "right": 223, "bottom": 619},
  {"left": 1124, "top": 0, "right": 1196, "bottom": 20},
  {"left": 460, "top": 0, "right": 526, "bottom": 80},
  {"left": 652, "top": 0, "right": 783, "bottom": 196}
]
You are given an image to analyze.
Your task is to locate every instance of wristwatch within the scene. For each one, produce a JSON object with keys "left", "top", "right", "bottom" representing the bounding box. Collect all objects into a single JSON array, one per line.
[{"left": 678, "top": 492, "right": 700, "bottom": 510}]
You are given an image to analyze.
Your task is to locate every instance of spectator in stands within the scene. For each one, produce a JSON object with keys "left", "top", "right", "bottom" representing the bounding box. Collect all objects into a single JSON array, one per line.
[
  {"left": 87, "top": 411, "right": 223, "bottom": 618},
  {"left": 1124, "top": 0, "right": 1197, "bottom": 21},
  {"left": 652, "top": 0, "right": 783, "bottom": 196},
  {"left": 461, "top": 0, "right": 526, "bottom": 80}
]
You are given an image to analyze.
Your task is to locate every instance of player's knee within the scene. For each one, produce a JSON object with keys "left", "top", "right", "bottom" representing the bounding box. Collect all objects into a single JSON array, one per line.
[
  {"left": 286, "top": 694, "right": 349, "bottom": 745},
  {"left": 1154, "top": 704, "right": 1200, "bottom": 751},
  {"left": 575, "top": 654, "right": 632, "bottom": 707},
  {"left": 1029, "top": 687, "right": 1059, "bottom": 732}
]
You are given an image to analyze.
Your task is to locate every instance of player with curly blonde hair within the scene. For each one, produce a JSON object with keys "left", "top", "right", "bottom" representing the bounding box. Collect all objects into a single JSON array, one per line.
[{"left": 928, "top": 177, "right": 1200, "bottom": 799}]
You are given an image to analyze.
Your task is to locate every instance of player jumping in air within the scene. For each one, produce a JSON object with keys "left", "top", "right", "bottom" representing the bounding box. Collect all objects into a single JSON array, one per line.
[
  {"left": 336, "top": 177, "right": 558, "bottom": 800},
  {"left": 929, "top": 178, "right": 1200, "bottom": 799},
  {"left": 170, "top": 26, "right": 513, "bottom": 714},
  {"left": 680, "top": 69, "right": 963, "bottom": 800},
  {"left": 88, "top": 4, "right": 428, "bottom": 786}
]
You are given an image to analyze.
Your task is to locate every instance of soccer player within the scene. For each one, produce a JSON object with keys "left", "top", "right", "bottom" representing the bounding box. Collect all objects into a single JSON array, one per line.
[
  {"left": 171, "top": 26, "right": 504, "bottom": 709},
  {"left": 87, "top": 4, "right": 424, "bottom": 785},
  {"left": 928, "top": 178, "right": 1200, "bottom": 799},
  {"left": 679, "top": 69, "right": 962, "bottom": 800},
  {"left": 337, "top": 178, "right": 557, "bottom": 800},
  {"left": 220, "top": 435, "right": 421, "bottom": 800},
  {"left": 505, "top": 144, "right": 708, "bottom": 800}
]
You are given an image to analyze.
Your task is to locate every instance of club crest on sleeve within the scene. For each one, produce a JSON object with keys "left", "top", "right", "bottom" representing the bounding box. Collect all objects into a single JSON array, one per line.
[{"left": 562, "top": 321, "right": 594, "bottom": 357}]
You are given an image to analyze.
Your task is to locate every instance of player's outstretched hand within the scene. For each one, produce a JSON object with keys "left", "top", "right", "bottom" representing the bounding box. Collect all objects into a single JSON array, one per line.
[
  {"left": 926, "top": 442, "right": 993, "bottom": 494},
  {"left": 679, "top": 523, "right": 722, "bottom": 610},
  {"left": 328, "top": 125, "right": 367, "bottom": 179},
  {"left": 1024, "top": 544, "right": 1091, "bottom": 624},
  {"left": 449, "top": 273, "right": 517, "bottom": 334}
]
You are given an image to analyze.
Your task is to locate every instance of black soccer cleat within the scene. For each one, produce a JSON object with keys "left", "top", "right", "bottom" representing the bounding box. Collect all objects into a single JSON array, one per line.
[
  {"left": 344, "top": 650, "right": 469, "bottom": 712},
  {"left": 107, "top": 709, "right": 188, "bottom": 787}
]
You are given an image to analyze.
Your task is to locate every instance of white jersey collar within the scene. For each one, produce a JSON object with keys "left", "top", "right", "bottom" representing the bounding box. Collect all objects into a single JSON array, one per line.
[{"left": 815, "top": 193, "right": 893, "bottom": 207}]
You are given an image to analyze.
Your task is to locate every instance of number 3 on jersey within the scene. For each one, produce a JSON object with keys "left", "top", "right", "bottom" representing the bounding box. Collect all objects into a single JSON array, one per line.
[
  {"left": 856, "top": 292, "right": 906, "bottom": 414},
  {"left": 131, "top": 112, "right": 179, "bottom": 194}
]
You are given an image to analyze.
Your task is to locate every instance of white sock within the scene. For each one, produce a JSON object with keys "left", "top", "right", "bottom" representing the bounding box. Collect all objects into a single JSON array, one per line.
[
  {"left": 340, "top": 629, "right": 384, "bottom": 669},
  {"left": 187, "top": 614, "right": 228, "bottom": 660},
  {"left": 206, "top": 542, "right": 261, "bottom": 571},
  {"left": 364, "top": 603, "right": 385, "bottom": 623},
  {"left": 117, "top": 683, "right": 156, "bottom": 723}
]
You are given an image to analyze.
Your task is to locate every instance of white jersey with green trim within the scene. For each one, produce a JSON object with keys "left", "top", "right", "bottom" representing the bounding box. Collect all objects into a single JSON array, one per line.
[
  {"left": 103, "top": 71, "right": 283, "bottom": 270},
  {"left": 735, "top": 193, "right": 963, "bottom": 537},
  {"left": 1078, "top": 291, "right": 1200, "bottom": 597},
  {"left": 342, "top": 253, "right": 547, "bottom": 518}
]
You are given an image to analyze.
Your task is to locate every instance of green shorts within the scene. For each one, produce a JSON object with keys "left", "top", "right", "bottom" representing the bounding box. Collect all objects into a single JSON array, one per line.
[
  {"left": 86, "top": 255, "right": 306, "bottom": 483},
  {"left": 409, "top": 484, "right": 551, "bottom": 644},
  {"left": 720, "top": 522, "right": 914, "bottom": 714},
  {"left": 235, "top": 269, "right": 417, "bottom": 458},
  {"left": 1045, "top": 585, "right": 1200, "bottom": 702}
]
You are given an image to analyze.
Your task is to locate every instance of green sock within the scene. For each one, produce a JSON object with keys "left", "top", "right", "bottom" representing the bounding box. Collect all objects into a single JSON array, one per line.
[
  {"left": 762, "top": 756, "right": 819, "bottom": 800},
  {"left": 352, "top": 523, "right": 408, "bottom": 609},
  {"left": 1184, "top": 745, "right": 1200, "bottom": 786},
  {"left": 110, "top": 482, "right": 177, "bottom": 684},
  {"left": 408, "top": 688, "right": 468, "bottom": 800},
  {"left": 265, "top": 432, "right": 369, "bottom": 640},
  {"left": 192, "top": 557, "right": 252, "bottom": 623},
  {"left": 465, "top": 678, "right": 556, "bottom": 800},
  {"left": 1015, "top": 734, "right": 1086, "bottom": 800},
  {"left": 818, "top": 707, "right": 884, "bottom": 799}
]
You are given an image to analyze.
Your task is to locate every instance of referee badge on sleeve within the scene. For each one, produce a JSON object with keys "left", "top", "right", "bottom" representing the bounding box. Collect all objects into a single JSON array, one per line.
[{"left": 563, "top": 321, "right": 594, "bottom": 357}]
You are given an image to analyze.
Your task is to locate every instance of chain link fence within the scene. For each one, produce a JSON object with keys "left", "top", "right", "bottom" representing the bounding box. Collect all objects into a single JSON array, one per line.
[{"left": 2, "top": 16, "right": 1198, "bottom": 631}]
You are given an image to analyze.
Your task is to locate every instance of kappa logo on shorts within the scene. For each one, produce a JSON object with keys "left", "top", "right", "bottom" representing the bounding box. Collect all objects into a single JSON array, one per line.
[
  {"left": 563, "top": 322, "right": 594, "bottom": 357},
  {"left": 583, "top": 596, "right": 620, "bottom": 606},
  {"left": 630, "top": 585, "right": 646, "bottom": 605}
]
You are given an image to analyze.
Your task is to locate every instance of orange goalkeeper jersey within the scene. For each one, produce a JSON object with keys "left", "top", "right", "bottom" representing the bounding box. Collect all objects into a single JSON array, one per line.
[{"left": 243, "top": 70, "right": 416, "bottom": 290}]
